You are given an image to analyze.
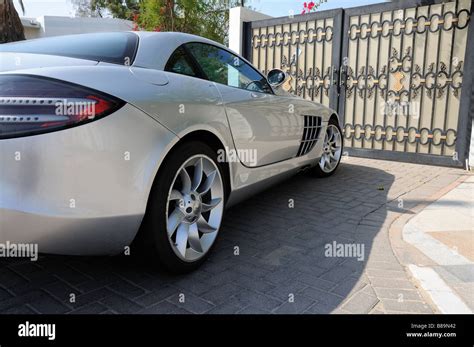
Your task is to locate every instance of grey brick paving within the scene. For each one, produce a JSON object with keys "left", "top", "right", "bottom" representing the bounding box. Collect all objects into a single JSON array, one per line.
[
  {"left": 138, "top": 301, "right": 191, "bottom": 314},
  {"left": 68, "top": 303, "right": 109, "bottom": 314},
  {"left": 166, "top": 291, "right": 215, "bottom": 314},
  {"left": 0, "top": 158, "right": 463, "bottom": 313},
  {"left": 206, "top": 302, "right": 242, "bottom": 314},
  {"left": 135, "top": 285, "right": 177, "bottom": 307},
  {"left": 273, "top": 295, "right": 316, "bottom": 314}
]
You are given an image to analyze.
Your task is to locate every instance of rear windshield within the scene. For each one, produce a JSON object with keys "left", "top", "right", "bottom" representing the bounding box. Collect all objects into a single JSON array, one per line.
[{"left": 0, "top": 32, "right": 138, "bottom": 65}]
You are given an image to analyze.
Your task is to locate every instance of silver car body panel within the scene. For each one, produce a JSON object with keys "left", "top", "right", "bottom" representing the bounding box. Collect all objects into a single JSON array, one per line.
[
  {"left": 214, "top": 83, "right": 333, "bottom": 167},
  {"left": 0, "top": 52, "right": 99, "bottom": 72},
  {"left": 0, "top": 104, "right": 178, "bottom": 255},
  {"left": 0, "top": 32, "right": 338, "bottom": 254}
]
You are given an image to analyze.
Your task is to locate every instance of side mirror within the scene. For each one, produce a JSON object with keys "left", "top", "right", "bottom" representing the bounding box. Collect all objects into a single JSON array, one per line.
[{"left": 267, "top": 69, "right": 287, "bottom": 87}]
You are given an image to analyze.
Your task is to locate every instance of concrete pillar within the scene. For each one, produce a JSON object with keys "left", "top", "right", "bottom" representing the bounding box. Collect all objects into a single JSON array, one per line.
[
  {"left": 469, "top": 118, "right": 474, "bottom": 170},
  {"left": 228, "top": 6, "right": 272, "bottom": 55}
]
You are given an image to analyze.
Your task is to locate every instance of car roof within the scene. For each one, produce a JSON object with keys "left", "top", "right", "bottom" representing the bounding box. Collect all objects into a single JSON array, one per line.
[{"left": 131, "top": 31, "right": 237, "bottom": 71}]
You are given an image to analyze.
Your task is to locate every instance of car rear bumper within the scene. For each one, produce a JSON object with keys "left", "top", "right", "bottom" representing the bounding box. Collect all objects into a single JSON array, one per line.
[{"left": 0, "top": 104, "right": 177, "bottom": 255}]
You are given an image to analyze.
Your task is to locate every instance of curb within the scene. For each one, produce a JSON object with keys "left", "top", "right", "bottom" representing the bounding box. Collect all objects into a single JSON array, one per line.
[{"left": 387, "top": 173, "right": 470, "bottom": 314}]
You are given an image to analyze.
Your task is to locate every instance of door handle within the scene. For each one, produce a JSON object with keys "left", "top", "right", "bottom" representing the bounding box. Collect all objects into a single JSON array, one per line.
[{"left": 250, "top": 92, "right": 263, "bottom": 99}]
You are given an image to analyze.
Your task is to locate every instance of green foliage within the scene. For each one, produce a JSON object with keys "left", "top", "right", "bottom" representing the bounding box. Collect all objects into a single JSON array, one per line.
[
  {"left": 85, "top": 0, "right": 245, "bottom": 44},
  {"left": 136, "top": 0, "right": 230, "bottom": 43},
  {"left": 90, "top": 0, "right": 141, "bottom": 20}
]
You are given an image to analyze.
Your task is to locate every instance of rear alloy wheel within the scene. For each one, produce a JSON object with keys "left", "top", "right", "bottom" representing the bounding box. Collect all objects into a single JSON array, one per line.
[
  {"left": 311, "top": 119, "right": 343, "bottom": 177},
  {"left": 138, "top": 142, "right": 225, "bottom": 273},
  {"left": 166, "top": 155, "right": 224, "bottom": 262}
]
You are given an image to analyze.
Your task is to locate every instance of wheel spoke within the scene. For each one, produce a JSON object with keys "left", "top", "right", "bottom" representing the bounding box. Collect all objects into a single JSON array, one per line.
[
  {"left": 198, "top": 170, "right": 217, "bottom": 195},
  {"left": 201, "top": 198, "right": 222, "bottom": 213},
  {"left": 179, "top": 168, "right": 192, "bottom": 194},
  {"left": 319, "top": 155, "right": 325, "bottom": 167},
  {"left": 324, "top": 154, "right": 331, "bottom": 168},
  {"left": 175, "top": 223, "right": 189, "bottom": 257},
  {"left": 192, "top": 158, "right": 203, "bottom": 191},
  {"left": 187, "top": 223, "right": 203, "bottom": 253},
  {"left": 169, "top": 189, "right": 183, "bottom": 201},
  {"left": 328, "top": 126, "right": 334, "bottom": 141},
  {"left": 167, "top": 208, "right": 185, "bottom": 237},
  {"left": 197, "top": 216, "right": 217, "bottom": 233}
]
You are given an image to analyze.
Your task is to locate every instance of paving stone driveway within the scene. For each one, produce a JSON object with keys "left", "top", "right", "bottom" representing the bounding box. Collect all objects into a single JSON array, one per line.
[{"left": 0, "top": 157, "right": 465, "bottom": 314}]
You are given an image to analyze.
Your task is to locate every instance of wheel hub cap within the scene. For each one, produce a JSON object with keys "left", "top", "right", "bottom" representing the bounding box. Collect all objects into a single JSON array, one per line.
[{"left": 180, "top": 193, "right": 202, "bottom": 223}]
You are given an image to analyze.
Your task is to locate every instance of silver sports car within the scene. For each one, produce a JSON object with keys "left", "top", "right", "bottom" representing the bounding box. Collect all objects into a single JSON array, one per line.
[{"left": 0, "top": 32, "right": 342, "bottom": 272}]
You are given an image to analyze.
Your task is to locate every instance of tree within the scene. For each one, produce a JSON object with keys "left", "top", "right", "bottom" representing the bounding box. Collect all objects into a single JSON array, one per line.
[
  {"left": 72, "top": 0, "right": 102, "bottom": 17},
  {"left": 0, "top": 0, "right": 25, "bottom": 43},
  {"left": 91, "top": 0, "right": 141, "bottom": 20},
  {"left": 135, "top": 0, "right": 241, "bottom": 44},
  {"left": 73, "top": 0, "right": 141, "bottom": 19},
  {"left": 74, "top": 0, "right": 245, "bottom": 44}
]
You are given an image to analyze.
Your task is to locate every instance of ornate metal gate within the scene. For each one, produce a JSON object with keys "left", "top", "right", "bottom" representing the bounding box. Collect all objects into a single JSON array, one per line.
[
  {"left": 244, "top": 0, "right": 473, "bottom": 167},
  {"left": 245, "top": 9, "right": 344, "bottom": 110}
]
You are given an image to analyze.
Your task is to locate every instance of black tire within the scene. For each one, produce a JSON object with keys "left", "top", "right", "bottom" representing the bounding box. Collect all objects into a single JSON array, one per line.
[
  {"left": 311, "top": 117, "right": 343, "bottom": 178},
  {"left": 136, "top": 141, "right": 226, "bottom": 274}
]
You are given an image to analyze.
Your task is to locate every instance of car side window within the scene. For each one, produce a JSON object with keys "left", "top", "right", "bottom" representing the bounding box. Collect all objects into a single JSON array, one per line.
[
  {"left": 185, "top": 42, "right": 273, "bottom": 94},
  {"left": 165, "top": 46, "right": 198, "bottom": 77}
]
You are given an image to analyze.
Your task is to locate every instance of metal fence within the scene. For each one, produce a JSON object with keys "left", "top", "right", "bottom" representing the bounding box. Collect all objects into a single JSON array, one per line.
[{"left": 244, "top": 0, "right": 473, "bottom": 167}]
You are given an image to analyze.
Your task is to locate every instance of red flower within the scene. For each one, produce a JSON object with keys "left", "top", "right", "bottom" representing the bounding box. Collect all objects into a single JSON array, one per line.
[{"left": 307, "top": 1, "right": 315, "bottom": 10}]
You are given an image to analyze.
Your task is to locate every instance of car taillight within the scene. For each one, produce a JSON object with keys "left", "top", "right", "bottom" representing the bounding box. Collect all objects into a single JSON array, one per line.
[{"left": 0, "top": 75, "right": 125, "bottom": 139}]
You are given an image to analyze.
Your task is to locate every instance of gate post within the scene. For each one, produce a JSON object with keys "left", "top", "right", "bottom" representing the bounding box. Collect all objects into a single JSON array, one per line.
[
  {"left": 242, "top": 21, "right": 252, "bottom": 61},
  {"left": 456, "top": 6, "right": 474, "bottom": 169},
  {"left": 228, "top": 6, "right": 272, "bottom": 57}
]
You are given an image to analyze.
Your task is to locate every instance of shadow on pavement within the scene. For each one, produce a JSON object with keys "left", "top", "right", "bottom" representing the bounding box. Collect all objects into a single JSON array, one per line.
[{"left": 0, "top": 161, "right": 394, "bottom": 314}]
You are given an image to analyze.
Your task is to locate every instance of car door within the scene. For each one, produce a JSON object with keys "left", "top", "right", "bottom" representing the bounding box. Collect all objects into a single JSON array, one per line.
[{"left": 184, "top": 42, "right": 304, "bottom": 167}]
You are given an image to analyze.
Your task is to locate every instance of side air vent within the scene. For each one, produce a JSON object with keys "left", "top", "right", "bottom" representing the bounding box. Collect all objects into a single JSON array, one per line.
[{"left": 297, "top": 115, "right": 323, "bottom": 157}]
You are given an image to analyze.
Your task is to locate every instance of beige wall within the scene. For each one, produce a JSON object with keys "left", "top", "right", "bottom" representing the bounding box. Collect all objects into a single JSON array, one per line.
[
  {"left": 228, "top": 7, "right": 272, "bottom": 55},
  {"left": 22, "top": 16, "right": 133, "bottom": 40}
]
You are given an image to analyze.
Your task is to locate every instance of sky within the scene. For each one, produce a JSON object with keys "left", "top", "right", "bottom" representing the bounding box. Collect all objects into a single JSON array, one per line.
[
  {"left": 253, "top": 0, "right": 387, "bottom": 18},
  {"left": 14, "top": 0, "right": 387, "bottom": 19},
  {"left": 14, "top": 0, "right": 75, "bottom": 18}
]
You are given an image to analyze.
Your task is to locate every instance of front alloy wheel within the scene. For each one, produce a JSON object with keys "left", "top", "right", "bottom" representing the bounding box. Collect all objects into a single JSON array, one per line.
[
  {"left": 319, "top": 124, "right": 342, "bottom": 173},
  {"left": 311, "top": 119, "right": 343, "bottom": 177}
]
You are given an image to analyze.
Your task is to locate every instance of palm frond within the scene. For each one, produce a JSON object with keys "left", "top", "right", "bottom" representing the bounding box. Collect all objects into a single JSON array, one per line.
[{"left": 19, "top": 0, "right": 25, "bottom": 15}]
